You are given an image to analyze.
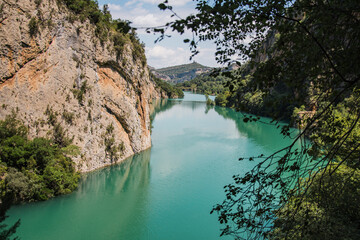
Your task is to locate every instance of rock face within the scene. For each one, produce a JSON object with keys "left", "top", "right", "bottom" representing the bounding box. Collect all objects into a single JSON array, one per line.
[{"left": 0, "top": 0, "right": 159, "bottom": 172}]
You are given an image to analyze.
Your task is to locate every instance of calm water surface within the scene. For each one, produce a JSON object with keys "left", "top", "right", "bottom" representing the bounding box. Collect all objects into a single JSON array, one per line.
[{"left": 7, "top": 92, "right": 294, "bottom": 239}]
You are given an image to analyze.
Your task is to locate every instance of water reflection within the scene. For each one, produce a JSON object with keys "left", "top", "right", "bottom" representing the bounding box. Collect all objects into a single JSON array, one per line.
[
  {"left": 150, "top": 98, "right": 181, "bottom": 117},
  {"left": 151, "top": 92, "right": 213, "bottom": 114},
  {"left": 7, "top": 92, "right": 298, "bottom": 240},
  {"left": 214, "top": 106, "right": 296, "bottom": 152},
  {"left": 8, "top": 149, "right": 152, "bottom": 240},
  {"left": 205, "top": 104, "right": 214, "bottom": 114},
  {"left": 180, "top": 101, "right": 208, "bottom": 111},
  {"left": 80, "top": 149, "right": 151, "bottom": 195}
]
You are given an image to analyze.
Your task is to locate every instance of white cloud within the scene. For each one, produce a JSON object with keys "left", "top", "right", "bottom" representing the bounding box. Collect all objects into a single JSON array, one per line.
[
  {"left": 108, "top": 3, "right": 173, "bottom": 28},
  {"left": 107, "top": 4, "right": 124, "bottom": 19},
  {"left": 128, "top": 0, "right": 192, "bottom": 6},
  {"left": 125, "top": 0, "right": 138, "bottom": 6},
  {"left": 167, "top": 0, "right": 192, "bottom": 7},
  {"left": 100, "top": 0, "right": 221, "bottom": 67},
  {"left": 145, "top": 41, "right": 222, "bottom": 68},
  {"left": 191, "top": 46, "right": 223, "bottom": 68},
  {"left": 107, "top": 3, "right": 121, "bottom": 11},
  {"left": 146, "top": 45, "right": 190, "bottom": 68},
  {"left": 106, "top": 1, "right": 194, "bottom": 27},
  {"left": 147, "top": 45, "right": 175, "bottom": 58},
  {"left": 139, "top": 0, "right": 159, "bottom": 4},
  {"left": 133, "top": 14, "right": 160, "bottom": 26}
]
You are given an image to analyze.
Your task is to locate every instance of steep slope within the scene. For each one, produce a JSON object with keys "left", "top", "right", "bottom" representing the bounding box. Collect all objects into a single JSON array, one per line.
[
  {"left": 151, "top": 62, "right": 213, "bottom": 83},
  {"left": 0, "top": 0, "right": 160, "bottom": 172}
]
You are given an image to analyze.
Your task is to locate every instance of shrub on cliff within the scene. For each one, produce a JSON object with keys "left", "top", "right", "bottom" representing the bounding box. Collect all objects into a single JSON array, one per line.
[
  {"left": 28, "top": 17, "right": 39, "bottom": 37},
  {"left": 0, "top": 113, "right": 80, "bottom": 203},
  {"left": 59, "top": 0, "right": 147, "bottom": 64},
  {"left": 151, "top": 73, "right": 184, "bottom": 98}
]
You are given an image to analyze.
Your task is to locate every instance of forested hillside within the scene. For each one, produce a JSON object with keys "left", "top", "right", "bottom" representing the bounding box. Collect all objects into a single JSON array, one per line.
[
  {"left": 151, "top": 73, "right": 184, "bottom": 98},
  {"left": 151, "top": 62, "right": 213, "bottom": 83},
  {"left": 176, "top": 74, "right": 228, "bottom": 96}
]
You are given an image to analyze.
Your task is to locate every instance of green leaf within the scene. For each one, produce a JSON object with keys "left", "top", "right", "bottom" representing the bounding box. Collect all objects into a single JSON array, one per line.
[{"left": 158, "top": 3, "right": 167, "bottom": 10}]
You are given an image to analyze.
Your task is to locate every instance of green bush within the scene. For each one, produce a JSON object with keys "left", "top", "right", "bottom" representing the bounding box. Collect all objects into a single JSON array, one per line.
[
  {"left": 177, "top": 74, "right": 229, "bottom": 95},
  {"left": 215, "top": 91, "right": 230, "bottom": 107},
  {"left": 28, "top": 17, "right": 38, "bottom": 37},
  {"left": 205, "top": 95, "right": 215, "bottom": 106},
  {"left": 151, "top": 73, "right": 184, "bottom": 98},
  {"left": 44, "top": 106, "right": 73, "bottom": 147},
  {"left": 62, "top": 110, "right": 75, "bottom": 125},
  {"left": 71, "top": 80, "right": 89, "bottom": 105},
  {"left": 112, "top": 32, "right": 128, "bottom": 57},
  {"left": 0, "top": 114, "right": 80, "bottom": 203},
  {"left": 35, "top": 0, "right": 42, "bottom": 8},
  {"left": 103, "top": 123, "right": 124, "bottom": 163}
]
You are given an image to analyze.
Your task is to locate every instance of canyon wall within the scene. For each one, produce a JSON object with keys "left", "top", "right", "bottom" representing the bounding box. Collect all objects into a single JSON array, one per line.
[{"left": 0, "top": 0, "right": 160, "bottom": 172}]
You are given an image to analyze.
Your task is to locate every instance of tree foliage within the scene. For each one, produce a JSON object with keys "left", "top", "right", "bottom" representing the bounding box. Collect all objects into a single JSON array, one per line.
[
  {"left": 271, "top": 164, "right": 360, "bottom": 240},
  {"left": 0, "top": 113, "right": 80, "bottom": 203},
  {"left": 151, "top": 72, "right": 184, "bottom": 98},
  {"left": 103, "top": 123, "right": 125, "bottom": 163},
  {"left": 158, "top": 0, "right": 360, "bottom": 238},
  {"left": 177, "top": 73, "right": 229, "bottom": 96}
]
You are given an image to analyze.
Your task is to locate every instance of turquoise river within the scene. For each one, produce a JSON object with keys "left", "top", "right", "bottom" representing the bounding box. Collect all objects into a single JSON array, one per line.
[{"left": 6, "top": 92, "right": 295, "bottom": 239}]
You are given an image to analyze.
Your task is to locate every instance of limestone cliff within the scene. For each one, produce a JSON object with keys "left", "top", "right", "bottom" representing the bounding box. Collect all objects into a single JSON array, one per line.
[{"left": 0, "top": 0, "right": 160, "bottom": 172}]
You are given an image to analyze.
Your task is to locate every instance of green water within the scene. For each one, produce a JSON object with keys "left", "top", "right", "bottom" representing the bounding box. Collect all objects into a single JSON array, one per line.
[{"left": 7, "top": 92, "right": 295, "bottom": 240}]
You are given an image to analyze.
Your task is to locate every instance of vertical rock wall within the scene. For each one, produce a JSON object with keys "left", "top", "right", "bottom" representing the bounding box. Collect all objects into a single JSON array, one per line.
[{"left": 0, "top": 0, "right": 159, "bottom": 172}]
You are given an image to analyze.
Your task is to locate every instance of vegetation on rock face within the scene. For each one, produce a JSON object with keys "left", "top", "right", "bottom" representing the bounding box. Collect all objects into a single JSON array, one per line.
[
  {"left": 71, "top": 80, "right": 90, "bottom": 105},
  {"left": 103, "top": 123, "right": 125, "bottom": 163},
  {"left": 158, "top": 0, "right": 360, "bottom": 238},
  {"left": 58, "top": 0, "right": 146, "bottom": 65},
  {"left": 0, "top": 113, "right": 80, "bottom": 203},
  {"left": 28, "top": 17, "right": 39, "bottom": 37},
  {"left": 151, "top": 72, "right": 184, "bottom": 98}
]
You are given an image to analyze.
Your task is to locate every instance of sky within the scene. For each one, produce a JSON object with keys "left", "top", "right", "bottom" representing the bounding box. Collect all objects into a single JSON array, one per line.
[{"left": 97, "top": 0, "right": 221, "bottom": 69}]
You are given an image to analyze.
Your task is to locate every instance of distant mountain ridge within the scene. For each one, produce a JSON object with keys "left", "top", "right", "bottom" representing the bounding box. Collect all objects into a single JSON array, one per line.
[{"left": 150, "top": 62, "right": 213, "bottom": 83}]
